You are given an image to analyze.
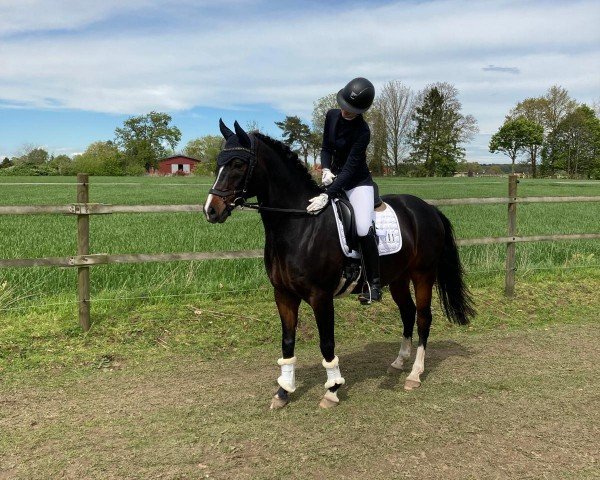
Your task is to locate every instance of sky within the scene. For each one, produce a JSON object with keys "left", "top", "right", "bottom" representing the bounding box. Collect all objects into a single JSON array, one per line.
[{"left": 0, "top": 0, "right": 599, "bottom": 163}]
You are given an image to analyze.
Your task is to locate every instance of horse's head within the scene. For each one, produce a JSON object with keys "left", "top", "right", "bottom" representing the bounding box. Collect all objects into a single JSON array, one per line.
[{"left": 204, "top": 119, "right": 255, "bottom": 223}]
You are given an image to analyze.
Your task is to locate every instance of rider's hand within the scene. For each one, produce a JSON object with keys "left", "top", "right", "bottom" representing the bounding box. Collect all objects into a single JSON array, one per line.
[
  {"left": 321, "top": 168, "right": 335, "bottom": 186},
  {"left": 307, "top": 193, "right": 329, "bottom": 214}
]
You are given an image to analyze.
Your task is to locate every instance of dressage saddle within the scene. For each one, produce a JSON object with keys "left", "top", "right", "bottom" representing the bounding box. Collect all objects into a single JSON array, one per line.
[{"left": 334, "top": 182, "right": 383, "bottom": 251}]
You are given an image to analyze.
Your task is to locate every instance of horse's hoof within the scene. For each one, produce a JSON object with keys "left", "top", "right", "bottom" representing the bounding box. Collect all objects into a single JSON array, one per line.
[
  {"left": 404, "top": 379, "right": 421, "bottom": 391},
  {"left": 387, "top": 364, "right": 403, "bottom": 374},
  {"left": 319, "top": 390, "right": 340, "bottom": 409},
  {"left": 270, "top": 394, "right": 289, "bottom": 410}
]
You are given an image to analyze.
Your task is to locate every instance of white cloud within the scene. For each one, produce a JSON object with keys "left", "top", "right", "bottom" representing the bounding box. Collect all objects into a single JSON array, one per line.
[
  {"left": 0, "top": 0, "right": 148, "bottom": 36},
  {"left": 0, "top": 0, "right": 598, "bottom": 132}
]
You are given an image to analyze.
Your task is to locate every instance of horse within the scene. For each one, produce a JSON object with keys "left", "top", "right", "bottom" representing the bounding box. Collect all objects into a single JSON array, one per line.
[{"left": 204, "top": 120, "right": 475, "bottom": 409}]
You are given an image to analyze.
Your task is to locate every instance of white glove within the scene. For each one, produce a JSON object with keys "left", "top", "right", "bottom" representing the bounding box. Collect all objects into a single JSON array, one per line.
[
  {"left": 307, "top": 193, "right": 329, "bottom": 214},
  {"left": 321, "top": 168, "right": 335, "bottom": 186}
]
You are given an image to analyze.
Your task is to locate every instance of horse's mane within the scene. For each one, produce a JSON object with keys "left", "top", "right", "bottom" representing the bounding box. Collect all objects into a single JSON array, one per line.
[{"left": 253, "top": 132, "right": 320, "bottom": 192}]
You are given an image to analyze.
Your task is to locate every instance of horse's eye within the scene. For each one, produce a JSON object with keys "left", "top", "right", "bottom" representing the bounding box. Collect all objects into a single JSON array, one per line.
[{"left": 232, "top": 159, "right": 245, "bottom": 169}]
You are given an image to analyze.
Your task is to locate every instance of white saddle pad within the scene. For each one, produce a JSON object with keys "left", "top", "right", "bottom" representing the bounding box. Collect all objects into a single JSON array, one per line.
[{"left": 332, "top": 200, "right": 402, "bottom": 259}]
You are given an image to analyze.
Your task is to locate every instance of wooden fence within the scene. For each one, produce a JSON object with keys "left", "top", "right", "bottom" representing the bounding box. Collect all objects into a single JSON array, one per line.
[{"left": 1, "top": 173, "right": 599, "bottom": 331}]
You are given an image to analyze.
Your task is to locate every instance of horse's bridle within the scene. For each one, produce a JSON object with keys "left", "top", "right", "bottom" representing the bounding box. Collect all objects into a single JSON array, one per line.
[
  {"left": 208, "top": 143, "right": 258, "bottom": 212},
  {"left": 208, "top": 137, "right": 326, "bottom": 216}
]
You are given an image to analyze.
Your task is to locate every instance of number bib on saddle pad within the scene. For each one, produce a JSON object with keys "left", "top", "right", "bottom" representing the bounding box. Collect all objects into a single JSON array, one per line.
[{"left": 332, "top": 199, "right": 402, "bottom": 258}]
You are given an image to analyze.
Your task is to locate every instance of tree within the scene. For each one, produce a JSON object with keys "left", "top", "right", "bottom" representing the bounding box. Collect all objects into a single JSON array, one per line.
[
  {"left": 312, "top": 93, "right": 338, "bottom": 134},
  {"left": 275, "top": 116, "right": 311, "bottom": 166},
  {"left": 544, "top": 85, "right": 578, "bottom": 132},
  {"left": 489, "top": 117, "right": 543, "bottom": 173},
  {"left": 48, "top": 154, "right": 72, "bottom": 175},
  {"left": 0, "top": 157, "right": 12, "bottom": 169},
  {"left": 183, "top": 135, "right": 223, "bottom": 174},
  {"left": 542, "top": 105, "right": 600, "bottom": 179},
  {"left": 409, "top": 83, "right": 478, "bottom": 176},
  {"left": 115, "top": 111, "right": 181, "bottom": 171},
  {"left": 508, "top": 87, "right": 577, "bottom": 177},
  {"left": 508, "top": 98, "right": 547, "bottom": 178},
  {"left": 308, "top": 130, "right": 323, "bottom": 167},
  {"left": 14, "top": 146, "right": 49, "bottom": 165},
  {"left": 72, "top": 141, "right": 124, "bottom": 176},
  {"left": 509, "top": 97, "right": 548, "bottom": 127},
  {"left": 366, "top": 103, "right": 387, "bottom": 175},
  {"left": 245, "top": 120, "right": 262, "bottom": 132},
  {"left": 378, "top": 80, "right": 414, "bottom": 173}
]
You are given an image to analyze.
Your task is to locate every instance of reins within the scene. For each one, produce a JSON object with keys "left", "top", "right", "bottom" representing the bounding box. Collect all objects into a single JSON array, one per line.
[
  {"left": 236, "top": 200, "right": 326, "bottom": 216},
  {"left": 210, "top": 136, "right": 327, "bottom": 217}
]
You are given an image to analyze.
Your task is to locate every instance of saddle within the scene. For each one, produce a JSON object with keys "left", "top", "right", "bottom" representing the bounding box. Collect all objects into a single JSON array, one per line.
[
  {"left": 334, "top": 182, "right": 384, "bottom": 253},
  {"left": 332, "top": 184, "right": 392, "bottom": 298}
]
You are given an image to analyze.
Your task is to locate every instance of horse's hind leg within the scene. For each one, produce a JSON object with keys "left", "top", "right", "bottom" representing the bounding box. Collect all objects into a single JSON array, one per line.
[
  {"left": 388, "top": 278, "right": 416, "bottom": 373},
  {"left": 405, "top": 272, "right": 435, "bottom": 391},
  {"left": 271, "top": 289, "right": 301, "bottom": 410},
  {"left": 308, "top": 293, "right": 344, "bottom": 408}
]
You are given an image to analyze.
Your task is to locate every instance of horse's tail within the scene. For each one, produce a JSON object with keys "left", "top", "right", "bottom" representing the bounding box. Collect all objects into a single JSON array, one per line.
[{"left": 435, "top": 209, "right": 476, "bottom": 325}]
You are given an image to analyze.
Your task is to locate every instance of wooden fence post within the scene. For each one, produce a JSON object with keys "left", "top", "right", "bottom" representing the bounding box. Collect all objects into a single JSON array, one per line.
[
  {"left": 505, "top": 174, "right": 518, "bottom": 297},
  {"left": 77, "top": 173, "right": 91, "bottom": 331}
]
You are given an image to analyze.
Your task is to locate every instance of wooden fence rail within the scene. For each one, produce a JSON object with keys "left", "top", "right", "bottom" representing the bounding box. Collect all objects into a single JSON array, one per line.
[
  {"left": 1, "top": 174, "right": 599, "bottom": 331},
  {"left": 2, "top": 195, "right": 600, "bottom": 216}
]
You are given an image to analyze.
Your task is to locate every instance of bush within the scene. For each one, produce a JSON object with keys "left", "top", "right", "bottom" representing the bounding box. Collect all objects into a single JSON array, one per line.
[
  {"left": 192, "top": 162, "right": 216, "bottom": 176},
  {"left": 124, "top": 164, "right": 147, "bottom": 176},
  {"left": 0, "top": 164, "right": 55, "bottom": 176}
]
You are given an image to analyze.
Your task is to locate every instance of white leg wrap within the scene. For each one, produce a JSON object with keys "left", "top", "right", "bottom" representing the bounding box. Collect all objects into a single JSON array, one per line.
[
  {"left": 322, "top": 356, "right": 345, "bottom": 389},
  {"left": 277, "top": 356, "right": 297, "bottom": 393},
  {"left": 406, "top": 345, "right": 425, "bottom": 383},
  {"left": 391, "top": 336, "right": 412, "bottom": 369}
]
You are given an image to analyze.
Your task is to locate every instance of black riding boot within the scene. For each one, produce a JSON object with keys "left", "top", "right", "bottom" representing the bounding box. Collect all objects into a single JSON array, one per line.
[{"left": 358, "top": 227, "right": 383, "bottom": 304}]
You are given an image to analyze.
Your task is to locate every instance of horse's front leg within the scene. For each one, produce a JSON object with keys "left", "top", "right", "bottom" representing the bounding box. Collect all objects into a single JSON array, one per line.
[
  {"left": 309, "top": 293, "right": 344, "bottom": 408},
  {"left": 270, "top": 289, "right": 301, "bottom": 410}
]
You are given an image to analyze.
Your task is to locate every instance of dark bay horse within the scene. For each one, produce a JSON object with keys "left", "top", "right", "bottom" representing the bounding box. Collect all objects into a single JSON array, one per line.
[{"left": 204, "top": 120, "right": 475, "bottom": 409}]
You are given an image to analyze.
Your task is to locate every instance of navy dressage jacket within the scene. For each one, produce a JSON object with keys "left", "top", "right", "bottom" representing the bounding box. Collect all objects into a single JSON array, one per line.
[{"left": 320, "top": 109, "right": 372, "bottom": 197}]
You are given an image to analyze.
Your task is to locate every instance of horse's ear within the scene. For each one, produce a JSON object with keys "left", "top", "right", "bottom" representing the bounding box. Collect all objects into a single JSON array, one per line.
[
  {"left": 219, "top": 118, "right": 234, "bottom": 139},
  {"left": 234, "top": 120, "right": 251, "bottom": 148}
]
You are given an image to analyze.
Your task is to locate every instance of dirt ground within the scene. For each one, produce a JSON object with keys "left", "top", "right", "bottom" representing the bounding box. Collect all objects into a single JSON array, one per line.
[{"left": 1, "top": 322, "right": 598, "bottom": 480}]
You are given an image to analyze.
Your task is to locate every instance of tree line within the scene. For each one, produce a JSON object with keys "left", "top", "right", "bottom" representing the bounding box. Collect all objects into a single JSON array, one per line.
[
  {"left": 277, "top": 81, "right": 478, "bottom": 177},
  {"left": 489, "top": 86, "right": 600, "bottom": 179},
  {"left": 1, "top": 83, "right": 598, "bottom": 178}
]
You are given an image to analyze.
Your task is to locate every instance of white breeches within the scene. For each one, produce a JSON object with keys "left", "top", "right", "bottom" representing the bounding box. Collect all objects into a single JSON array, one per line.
[{"left": 345, "top": 185, "right": 375, "bottom": 237}]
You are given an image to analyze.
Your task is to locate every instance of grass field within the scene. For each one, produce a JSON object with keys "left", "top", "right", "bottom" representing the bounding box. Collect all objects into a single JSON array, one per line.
[
  {"left": 0, "top": 175, "right": 598, "bottom": 315},
  {"left": 1, "top": 176, "right": 599, "bottom": 478}
]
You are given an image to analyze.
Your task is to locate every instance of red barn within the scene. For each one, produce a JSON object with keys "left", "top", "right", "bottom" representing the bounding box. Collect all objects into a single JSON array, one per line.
[{"left": 156, "top": 155, "right": 201, "bottom": 175}]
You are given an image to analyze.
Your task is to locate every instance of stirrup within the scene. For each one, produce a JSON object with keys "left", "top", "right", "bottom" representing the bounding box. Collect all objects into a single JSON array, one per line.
[{"left": 358, "top": 282, "right": 382, "bottom": 305}]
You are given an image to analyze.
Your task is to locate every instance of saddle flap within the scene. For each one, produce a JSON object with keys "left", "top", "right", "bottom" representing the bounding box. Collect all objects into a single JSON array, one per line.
[{"left": 334, "top": 198, "right": 359, "bottom": 252}]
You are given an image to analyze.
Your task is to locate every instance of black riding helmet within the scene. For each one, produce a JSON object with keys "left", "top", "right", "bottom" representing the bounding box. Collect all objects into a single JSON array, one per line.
[{"left": 336, "top": 77, "right": 375, "bottom": 114}]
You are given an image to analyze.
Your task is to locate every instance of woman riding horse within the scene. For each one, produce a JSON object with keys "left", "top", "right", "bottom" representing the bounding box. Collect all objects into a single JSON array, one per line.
[
  {"left": 204, "top": 103, "right": 474, "bottom": 411},
  {"left": 308, "top": 77, "right": 381, "bottom": 304}
]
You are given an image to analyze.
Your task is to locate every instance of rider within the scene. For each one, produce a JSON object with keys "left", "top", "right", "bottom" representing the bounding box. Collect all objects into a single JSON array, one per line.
[{"left": 306, "top": 77, "right": 382, "bottom": 304}]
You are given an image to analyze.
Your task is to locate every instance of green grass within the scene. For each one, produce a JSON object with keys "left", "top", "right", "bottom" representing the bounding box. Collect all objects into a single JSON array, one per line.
[
  {"left": 1, "top": 268, "right": 598, "bottom": 379},
  {"left": 0, "top": 175, "right": 598, "bottom": 314}
]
